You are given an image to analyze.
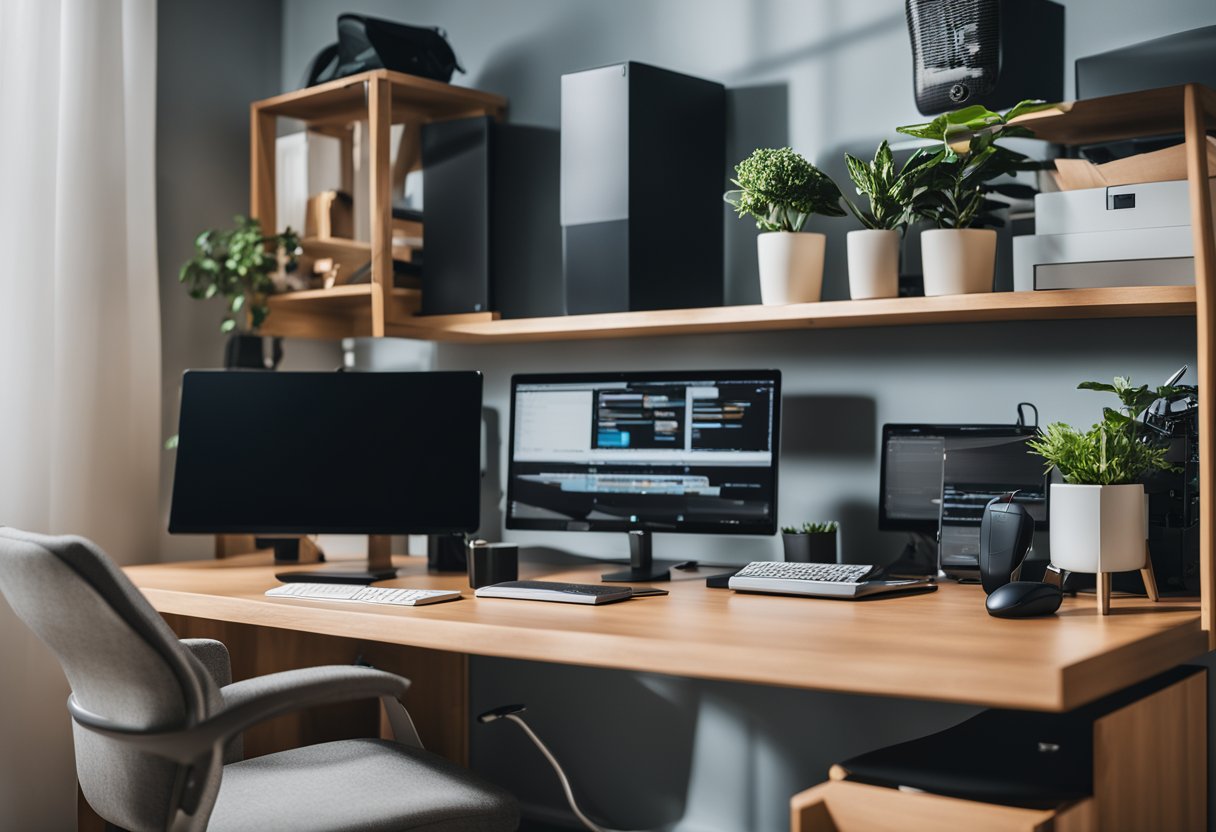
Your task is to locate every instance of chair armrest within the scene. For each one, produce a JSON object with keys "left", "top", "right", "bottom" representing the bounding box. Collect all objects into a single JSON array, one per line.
[
  {"left": 68, "top": 665, "right": 416, "bottom": 765},
  {"left": 180, "top": 639, "right": 232, "bottom": 688}
]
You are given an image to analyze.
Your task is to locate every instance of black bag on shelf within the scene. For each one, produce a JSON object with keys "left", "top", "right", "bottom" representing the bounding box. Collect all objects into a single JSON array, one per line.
[{"left": 302, "top": 14, "right": 464, "bottom": 88}]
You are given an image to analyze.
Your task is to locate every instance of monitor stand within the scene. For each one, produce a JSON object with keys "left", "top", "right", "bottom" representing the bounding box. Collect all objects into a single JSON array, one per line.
[
  {"left": 886, "top": 532, "right": 940, "bottom": 579},
  {"left": 601, "top": 531, "right": 678, "bottom": 582},
  {"left": 275, "top": 535, "right": 399, "bottom": 584}
]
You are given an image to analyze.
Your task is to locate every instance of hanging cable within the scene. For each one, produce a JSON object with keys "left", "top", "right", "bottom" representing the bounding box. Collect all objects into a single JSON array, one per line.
[{"left": 478, "top": 705, "right": 638, "bottom": 832}]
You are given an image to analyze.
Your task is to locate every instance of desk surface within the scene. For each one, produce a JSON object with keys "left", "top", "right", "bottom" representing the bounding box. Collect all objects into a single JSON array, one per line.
[{"left": 127, "top": 555, "right": 1208, "bottom": 712}]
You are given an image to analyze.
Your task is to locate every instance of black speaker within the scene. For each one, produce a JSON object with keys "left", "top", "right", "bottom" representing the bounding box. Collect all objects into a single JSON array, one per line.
[
  {"left": 421, "top": 118, "right": 562, "bottom": 318},
  {"left": 560, "top": 62, "right": 725, "bottom": 314},
  {"left": 905, "top": 0, "right": 1064, "bottom": 116}
]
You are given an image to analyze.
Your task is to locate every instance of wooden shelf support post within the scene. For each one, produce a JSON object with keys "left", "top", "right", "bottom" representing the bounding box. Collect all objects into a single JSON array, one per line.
[
  {"left": 367, "top": 77, "right": 393, "bottom": 338},
  {"left": 1184, "top": 84, "right": 1216, "bottom": 647},
  {"left": 250, "top": 106, "right": 276, "bottom": 232}
]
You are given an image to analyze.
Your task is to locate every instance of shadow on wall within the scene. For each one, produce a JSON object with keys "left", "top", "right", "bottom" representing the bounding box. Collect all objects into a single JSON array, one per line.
[
  {"left": 472, "top": 659, "right": 699, "bottom": 829},
  {"left": 472, "top": 5, "right": 625, "bottom": 126},
  {"left": 725, "top": 84, "right": 790, "bottom": 306},
  {"left": 471, "top": 656, "right": 980, "bottom": 830},
  {"left": 480, "top": 406, "right": 505, "bottom": 538},
  {"left": 782, "top": 394, "right": 875, "bottom": 459},
  {"left": 736, "top": 5, "right": 907, "bottom": 80}
]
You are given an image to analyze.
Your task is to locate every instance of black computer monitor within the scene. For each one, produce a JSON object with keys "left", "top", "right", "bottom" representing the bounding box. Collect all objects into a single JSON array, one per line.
[
  {"left": 507, "top": 370, "right": 781, "bottom": 581},
  {"left": 169, "top": 370, "right": 483, "bottom": 580},
  {"left": 879, "top": 423, "right": 1047, "bottom": 574}
]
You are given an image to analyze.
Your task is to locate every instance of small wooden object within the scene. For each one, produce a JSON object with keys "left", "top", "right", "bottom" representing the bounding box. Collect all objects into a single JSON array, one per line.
[{"left": 304, "top": 190, "right": 354, "bottom": 239}]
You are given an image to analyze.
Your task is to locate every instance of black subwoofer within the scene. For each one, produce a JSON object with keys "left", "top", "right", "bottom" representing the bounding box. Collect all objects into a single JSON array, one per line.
[{"left": 905, "top": 0, "right": 1064, "bottom": 115}]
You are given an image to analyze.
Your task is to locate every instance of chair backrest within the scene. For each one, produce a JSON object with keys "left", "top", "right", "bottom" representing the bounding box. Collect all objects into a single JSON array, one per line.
[{"left": 0, "top": 528, "right": 222, "bottom": 832}]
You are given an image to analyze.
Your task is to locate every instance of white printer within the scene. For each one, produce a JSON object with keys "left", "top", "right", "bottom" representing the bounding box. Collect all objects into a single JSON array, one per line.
[{"left": 1012, "top": 178, "right": 1212, "bottom": 291}]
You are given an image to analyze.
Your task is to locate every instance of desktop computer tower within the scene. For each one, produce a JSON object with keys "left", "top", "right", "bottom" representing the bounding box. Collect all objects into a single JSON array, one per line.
[
  {"left": 421, "top": 117, "right": 563, "bottom": 319},
  {"left": 560, "top": 62, "right": 725, "bottom": 314}
]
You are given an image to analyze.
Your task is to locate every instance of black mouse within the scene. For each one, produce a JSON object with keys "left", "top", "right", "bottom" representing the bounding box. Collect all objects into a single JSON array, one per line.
[{"left": 985, "top": 581, "right": 1062, "bottom": 618}]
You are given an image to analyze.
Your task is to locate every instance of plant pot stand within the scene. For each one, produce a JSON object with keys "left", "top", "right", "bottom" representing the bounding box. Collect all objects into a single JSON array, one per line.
[{"left": 1091, "top": 544, "right": 1160, "bottom": 615}]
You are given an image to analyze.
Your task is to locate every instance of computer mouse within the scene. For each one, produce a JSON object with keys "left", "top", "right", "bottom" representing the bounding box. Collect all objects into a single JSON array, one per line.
[{"left": 985, "top": 581, "right": 1062, "bottom": 618}]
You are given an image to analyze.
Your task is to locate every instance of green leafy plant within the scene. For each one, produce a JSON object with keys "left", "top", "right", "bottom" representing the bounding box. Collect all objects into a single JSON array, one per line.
[
  {"left": 724, "top": 147, "right": 845, "bottom": 232},
  {"left": 781, "top": 521, "right": 839, "bottom": 534},
  {"left": 179, "top": 215, "right": 300, "bottom": 333},
  {"left": 896, "top": 100, "right": 1051, "bottom": 229},
  {"left": 842, "top": 140, "right": 933, "bottom": 231},
  {"left": 1026, "top": 376, "right": 1183, "bottom": 486}
]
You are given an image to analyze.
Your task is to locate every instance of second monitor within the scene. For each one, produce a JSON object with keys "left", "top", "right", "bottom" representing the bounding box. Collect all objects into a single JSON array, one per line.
[{"left": 507, "top": 370, "right": 781, "bottom": 581}]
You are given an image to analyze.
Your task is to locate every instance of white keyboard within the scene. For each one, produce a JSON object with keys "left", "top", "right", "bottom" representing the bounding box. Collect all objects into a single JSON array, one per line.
[
  {"left": 265, "top": 583, "right": 462, "bottom": 606},
  {"left": 729, "top": 561, "right": 933, "bottom": 599}
]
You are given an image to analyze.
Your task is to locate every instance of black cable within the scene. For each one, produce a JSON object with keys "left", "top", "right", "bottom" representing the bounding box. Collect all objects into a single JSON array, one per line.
[{"left": 1016, "top": 402, "right": 1039, "bottom": 429}]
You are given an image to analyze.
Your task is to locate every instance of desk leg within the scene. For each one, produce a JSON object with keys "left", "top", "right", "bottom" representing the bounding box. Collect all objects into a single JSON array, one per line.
[{"left": 1093, "top": 669, "right": 1206, "bottom": 831}]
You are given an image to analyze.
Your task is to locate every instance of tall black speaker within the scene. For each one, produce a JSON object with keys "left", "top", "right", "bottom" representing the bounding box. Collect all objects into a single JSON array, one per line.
[
  {"left": 905, "top": 0, "right": 1064, "bottom": 116},
  {"left": 421, "top": 118, "right": 562, "bottom": 319},
  {"left": 561, "top": 62, "right": 725, "bottom": 314}
]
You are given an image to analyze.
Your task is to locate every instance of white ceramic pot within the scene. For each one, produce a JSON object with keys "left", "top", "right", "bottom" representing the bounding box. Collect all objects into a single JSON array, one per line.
[
  {"left": 846, "top": 229, "right": 900, "bottom": 300},
  {"left": 920, "top": 228, "right": 996, "bottom": 296},
  {"left": 1049, "top": 483, "right": 1147, "bottom": 574},
  {"left": 756, "top": 231, "right": 826, "bottom": 305}
]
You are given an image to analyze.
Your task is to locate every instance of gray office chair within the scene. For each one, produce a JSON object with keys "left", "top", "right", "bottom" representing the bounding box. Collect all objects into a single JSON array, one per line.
[{"left": 0, "top": 528, "right": 518, "bottom": 832}]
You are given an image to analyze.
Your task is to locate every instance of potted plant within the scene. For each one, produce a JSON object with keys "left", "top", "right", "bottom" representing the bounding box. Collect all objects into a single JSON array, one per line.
[
  {"left": 841, "top": 141, "right": 933, "bottom": 300},
  {"left": 781, "top": 521, "right": 839, "bottom": 563},
  {"left": 896, "top": 101, "right": 1046, "bottom": 296},
  {"left": 179, "top": 215, "right": 300, "bottom": 368},
  {"left": 724, "top": 147, "right": 845, "bottom": 305},
  {"left": 1027, "top": 376, "right": 1180, "bottom": 613}
]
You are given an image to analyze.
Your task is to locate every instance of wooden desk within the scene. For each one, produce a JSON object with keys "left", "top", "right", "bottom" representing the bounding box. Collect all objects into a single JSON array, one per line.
[
  {"left": 127, "top": 554, "right": 1206, "bottom": 713},
  {"left": 117, "top": 554, "right": 1209, "bottom": 832}
]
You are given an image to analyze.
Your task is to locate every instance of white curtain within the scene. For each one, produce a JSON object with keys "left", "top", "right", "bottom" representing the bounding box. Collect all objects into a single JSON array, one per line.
[{"left": 0, "top": 0, "right": 161, "bottom": 826}]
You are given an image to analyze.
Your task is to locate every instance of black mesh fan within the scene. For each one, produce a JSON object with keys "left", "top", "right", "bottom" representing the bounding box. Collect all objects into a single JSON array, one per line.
[{"left": 906, "top": 0, "right": 1001, "bottom": 114}]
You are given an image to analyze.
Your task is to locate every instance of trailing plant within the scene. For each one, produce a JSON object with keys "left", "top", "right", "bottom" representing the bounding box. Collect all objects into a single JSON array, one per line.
[
  {"left": 842, "top": 140, "right": 933, "bottom": 231},
  {"left": 1026, "top": 376, "right": 1183, "bottom": 486},
  {"left": 724, "top": 147, "right": 845, "bottom": 232},
  {"left": 896, "top": 100, "right": 1051, "bottom": 229},
  {"left": 781, "top": 521, "right": 839, "bottom": 534},
  {"left": 179, "top": 215, "right": 300, "bottom": 333}
]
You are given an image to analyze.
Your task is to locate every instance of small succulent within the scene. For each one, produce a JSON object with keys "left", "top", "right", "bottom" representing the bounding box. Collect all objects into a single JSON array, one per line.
[
  {"left": 724, "top": 147, "right": 845, "bottom": 232},
  {"left": 781, "top": 521, "right": 839, "bottom": 534},
  {"left": 842, "top": 140, "right": 934, "bottom": 231}
]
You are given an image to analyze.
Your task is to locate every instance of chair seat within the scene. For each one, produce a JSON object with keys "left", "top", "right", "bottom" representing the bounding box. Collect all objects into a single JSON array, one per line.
[{"left": 208, "top": 738, "right": 518, "bottom": 832}]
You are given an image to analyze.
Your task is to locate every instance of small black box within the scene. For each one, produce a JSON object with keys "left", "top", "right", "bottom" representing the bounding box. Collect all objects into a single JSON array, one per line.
[{"left": 421, "top": 118, "right": 562, "bottom": 318}]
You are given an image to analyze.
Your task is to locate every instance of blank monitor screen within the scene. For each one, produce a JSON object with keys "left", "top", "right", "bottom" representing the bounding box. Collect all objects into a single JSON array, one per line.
[
  {"left": 169, "top": 370, "right": 483, "bottom": 536},
  {"left": 507, "top": 371, "right": 781, "bottom": 535},
  {"left": 879, "top": 424, "right": 1048, "bottom": 535}
]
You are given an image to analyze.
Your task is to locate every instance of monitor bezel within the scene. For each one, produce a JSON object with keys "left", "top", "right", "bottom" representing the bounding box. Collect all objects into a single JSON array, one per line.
[
  {"left": 506, "top": 369, "right": 782, "bottom": 536},
  {"left": 167, "top": 369, "right": 484, "bottom": 536},
  {"left": 878, "top": 422, "right": 1047, "bottom": 534}
]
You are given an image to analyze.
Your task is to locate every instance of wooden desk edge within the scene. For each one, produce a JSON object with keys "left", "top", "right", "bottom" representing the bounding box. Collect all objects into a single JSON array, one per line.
[{"left": 135, "top": 580, "right": 1207, "bottom": 713}]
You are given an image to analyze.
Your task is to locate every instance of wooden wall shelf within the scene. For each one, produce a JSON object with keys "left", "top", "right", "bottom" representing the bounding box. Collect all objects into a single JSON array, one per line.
[
  {"left": 382, "top": 286, "right": 1196, "bottom": 343},
  {"left": 254, "top": 69, "right": 507, "bottom": 126},
  {"left": 262, "top": 284, "right": 420, "bottom": 340},
  {"left": 251, "top": 70, "right": 506, "bottom": 338}
]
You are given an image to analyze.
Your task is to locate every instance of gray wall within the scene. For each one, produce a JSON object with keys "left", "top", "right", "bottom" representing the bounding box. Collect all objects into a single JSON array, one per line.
[
  {"left": 157, "top": 0, "right": 340, "bottom": 562},
  {"left": 282, "top": 2, "right": 1212, "bottom": 829}
]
